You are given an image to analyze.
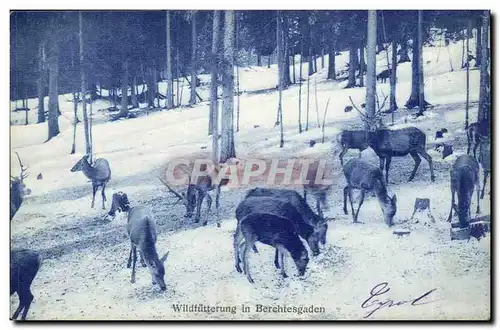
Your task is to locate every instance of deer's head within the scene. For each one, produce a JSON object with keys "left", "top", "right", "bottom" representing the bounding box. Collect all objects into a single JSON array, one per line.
[
  {"left": 382, "top": 194, "right": 397, "bottom": 226},
  {"left": 71, "top": 155, "right": 90, "bottom": 172},
  {"left": 10, "top": 152, "right": 31, "bottom": 199},
  {"left": 147, "top": 252, "right": 169, "bottom": 291}
]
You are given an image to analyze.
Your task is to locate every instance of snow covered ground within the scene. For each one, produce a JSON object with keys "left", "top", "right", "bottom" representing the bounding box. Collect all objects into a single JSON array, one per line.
[{"left": 10, "top": 37, "right": 490, "bottom": 320}]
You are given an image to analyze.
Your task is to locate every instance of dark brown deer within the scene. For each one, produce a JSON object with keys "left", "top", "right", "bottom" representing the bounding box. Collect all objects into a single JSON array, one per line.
[
  {"left": 478, "top": 137, "right": 490, "bottom": 199},
  {"left": 245, "top": 187, "right": 329, "bottom": 245},
  {"left": 234, "top": 212, "right": 309, "bottom": 283},
  {"left": 71, "top": 155, "right": 111, "bottom": 209},
  {"left": 10, "top": 249, "right": 43, "bottom": 320},
  {"left": 127, "top": 204, "right": 169, "bottom": 291},
  {"left": 343, "top": 158, "right": 397, "bottom": 226},
  {"left": 235, "top": 196, "right": 323, "bottom": 270},
  {"left": 467, "top": 120, "right": 489, "bottom": 159},
  {"left": 10, "top": 152, "right": 30, "bottom": 220},
  {"left": 447, "top": 155, "right": 480, "bottom": 228},
  {"left": 348, "top": 95, "right": 435, "bottom": 184}
]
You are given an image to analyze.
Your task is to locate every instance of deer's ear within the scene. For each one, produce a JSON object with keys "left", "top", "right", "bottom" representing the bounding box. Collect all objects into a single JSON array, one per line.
[
  {"left": 160, "top": 252, "right": 169, "bottom": 264},
  {"left": 392, "top": 194, "right": 397, "bottom": 204}
]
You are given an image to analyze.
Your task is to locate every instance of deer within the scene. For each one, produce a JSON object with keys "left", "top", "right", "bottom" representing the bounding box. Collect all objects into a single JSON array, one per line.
[
  {"left": 10, "top": 152, "right": 31, "bottom": 220},
  {"left": 447, "top": 155, "right": 480, "bottom": 229},
  {"left": 342, "top": 158, "right": 397, "bottom": 226},
  {"left": 467, "top": 120, "right": 489, "bottom": 160},
  {"left": 235, "top": 196, "right": 321, "bottom": 271},
  {"left": 71, "top": 155, "right": 111, "bottom": 209},
  {"left": 302, "top": 160, "right": 333, "bottom": 218},
  {"left": 119, "top": 193, "right": 169, "bottom": 291},
  {"left": 159, "top": 159, "right": 240, "bottom": 227},
  {"left": 10, "top": 249, "right": 43, "bottom": 320},
  {"left": 348, "top": 94, "right": 435, "bottom": 184},
  {"left": 336, "top": 130, "right": 371, "bottom": 166},
  {"left": 478, "top": 136, "right": 490, "bottom": 199},
  {"left": 245, "top": 187, "right": 328, "bottom": 245},
  {"left": 234, "top": 212, "right": 309, "bottom": 284}
]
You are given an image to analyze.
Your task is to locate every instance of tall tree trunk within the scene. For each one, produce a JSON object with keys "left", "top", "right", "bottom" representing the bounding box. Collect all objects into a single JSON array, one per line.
[
  {"left": 465, "top": 20, "right": 471, "bottom": 129},
  {"left": 478, "top": 11, "right": 490, "bottom": 131},
  {"left": 321, "top": 48, "right": 325, "bottom": 68},
  {"left": 176, "top": 48, "right": 181, "bottom": 107},
  {"left": 220, "top": 10, "right": 236, "bottom": 163},
  {"left": 277, "top": 10, "right": 284, "bottom": 147},
  {"left": 405, "top": 26, "right": 420, "bottom": 109},
  {"left": 346, "top": 44, "right": 357, "bottom": 88},
  {"left": 267, "top": 56, "right": 271, "bottom": 68},
  {"left": 306, "top": 67, "right": 310, "bottom": 131},
  {"left": 210, "top": 10, "right": 220, "bottom": 159},
  {"left": 37, "top": 41, "right": 45, "bottom": 123},
  {"left": 365, "top": 10, "right": 377, "bottom": 130},
  {"left": 257, "top": 53, "right": 262, "bottom": 66},
  {"left": 131, "top": 76, "right": 139, "bottom": 108},
  {"left": 235, "top": 11, "right": 240, "bottom": 132},
  {"left": 292, "top": 53, "right": 296, "bottom": 83},
  {"left": 390, "top": 40, "right": 398, "bottom": 116},
  {"left": 147, "top": 67, "right": 155, "bottom": 108},
  {"left": 417, "top": 10, "right": 425, "bottom": 115},
  {"left": 398, "top": 40, "right": 411, "bottom": 63},
  {"left": 282, "top": 15, "right": 291, "bottom": 89},
  {"left": 327, "top": 44, "right": 336, "bottom": 80},
  {"left": 71, "top": 91, "right": 79, "bottom": 154},
  {"left": 461, "top": 32, "right": 466, "bottom": 68},
  {"left": 47, "top": 40, "right": 60, "bottom": 140},
  {"left": 475, "top": 20, "right": 482, "bottom": 68},
  {"left": 166, "top": 11, "right": 174, "bottom": 109},
  {"left": 298, "top": 42, "right": 303, "bottom": 133},
  {"left": 190, "top": 12, "right": 197, "bottom": 106},
  {"left": 358, "top": 46, "right": 365, "bottom": 87},
  {"left": 118, "top": 60, "right": 129, "bottom": 117}
]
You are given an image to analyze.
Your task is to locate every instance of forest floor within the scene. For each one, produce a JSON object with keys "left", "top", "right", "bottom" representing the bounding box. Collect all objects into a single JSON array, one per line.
[{"left": 10, "top": 38, "right": 490, "bottom": 320}]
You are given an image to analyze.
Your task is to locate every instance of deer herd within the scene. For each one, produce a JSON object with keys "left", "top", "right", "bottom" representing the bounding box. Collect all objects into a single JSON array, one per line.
[{"left": 10, "top": 100, "right": 491, "bottom": 319}]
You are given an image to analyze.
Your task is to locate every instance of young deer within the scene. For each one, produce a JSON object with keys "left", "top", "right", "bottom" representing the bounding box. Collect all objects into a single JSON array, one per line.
[
  {"left": 447, "top": 155, "right": 480, "bottom": 228},
  {"left": 10, "top": 152, "right": 31, "bottom": 220},
  {"left": 245, "top": 187, "right": 329, "bottom": 245},
  {"left": 234, "top": 212, "right": 309, "bottom": 283},
  {"left": 71, "top": 155, "right": 111, "bottom": 209},
  {"left": 302, "top": 160, "right": 332, "bottom": 218},
  {"left": 343, "top": 158, "right": 397, "bottom": 226},
  {"left": 10, "top": 249, "right": 43, "bottom": 320},
  {"left": 478, "top": 137, "right": 490, "bottom": 199},
  {"left": 236, "top": 196, "right": 323, "bottom": 270},
  {"left": 467, "top": 120, "right": 489, "bottom": 159},
  {"left": 122, "top": 195, "right": 169, "bottom": 291}
]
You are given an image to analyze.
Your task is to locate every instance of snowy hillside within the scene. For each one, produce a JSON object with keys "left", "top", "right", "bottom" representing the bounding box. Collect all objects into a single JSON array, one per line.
[{"left": 10, "top": 36, "right": 490, "bottom": 320}]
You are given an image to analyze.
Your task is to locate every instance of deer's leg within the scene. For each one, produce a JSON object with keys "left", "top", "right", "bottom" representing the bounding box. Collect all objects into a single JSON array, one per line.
[
  {"left": 11, "top": 297, "right": 24, "bottom": 320},
  {"left": 127, "top": 244, "right": 133, "bottom": 268},
  {"left": 473, "top": 142, "right": 479, "bottom": 160},
  {"left": 101, "top": 184, "right": 107, "bottom": 210},
  {"left": 379, "top": 156, "right": 385, "bottom": 171},
  {"left": 242, "top": 243, "right": 254, "bottom": 284},
  {"left": 408, "top": 151, "right": 422, "bottom": 182},
  {"left": 481, "top": 170, "right": 489, "bottom": 199},
  {"left": 91, "top": 183, "right": 98, "bottom": 208},
  {"left": 339, "top": 148, "right": 347, "bottom": 166},
  {"left": 466, "top": 133, "right": 471, "bottom": 154},
  {"left": 234, "top": 229, "right": 244, "bottom": 273},
  {"left": 348, "top": 187, "right": 357, "bottom": 223},
  {"left": 215, "top": 184, "right": 221, "bottom": 227},
  {"left": 19, "top": 289, "right": 34, "bottom": 321},
  {"left": 278, "top": 246, "right": 288, "bottom": 278},
  {"left": 418, "top": 150, "right": 436, "bottom": 182},
  {"left": 447, "top": 188, "right": 455, "bottom": 222},
  {"left": 354, "top": 190, "right": 365, "bottom": 222},
  {"left": 384, "top": 156, "right": 392, "bottom": 184},
  {"left": 194, "top": 191, "right": 203, "bottom": 223},
  {"left": 476, "top": 179, "right": 481, "bottom": 214},
  {"left": 139, "top": 251, "right": 147, "bottom": 267},
  {"left": 274, "top": 249, "right": 280, "bottom": 269},
  {"left": 316, "top": 196, "right": 323, "bottom": 218},
  {"left": 131, "top": 246, "right": 137, "bottom": 283},
  {"left": 203, "top": 193, "right": 212, "bottom": 226},
  {"left": 343, "top": 186, "right": 349, "bottom": 215}
]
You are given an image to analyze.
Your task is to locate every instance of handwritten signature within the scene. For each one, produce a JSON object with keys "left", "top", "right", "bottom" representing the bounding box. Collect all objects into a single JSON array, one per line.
[{"left": 361, "top": 282, "right": 438, "bottom": 318}]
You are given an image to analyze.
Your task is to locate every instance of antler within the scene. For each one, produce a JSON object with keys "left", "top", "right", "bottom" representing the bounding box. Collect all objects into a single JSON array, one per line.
[
  {"left": 15, "top": 152, "right": 29, "bottom": 180},
  {"left": 158, "top": 177, "right": 187, "bottom": 204},
  {"left": 348, "top": 96, "right": 368, "bottom": 120}
]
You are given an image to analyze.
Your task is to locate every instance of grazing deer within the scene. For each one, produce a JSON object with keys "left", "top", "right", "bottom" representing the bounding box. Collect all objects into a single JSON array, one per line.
[
  {"left": 236, "top": 196, "right": 323, "bottom": 270},
  {"left": 71, "top": 155, "right": 111, "bottom": 209},
  {"left": 10, "top": 152, "right": 31, "bottom": 220},
  {"left": 245, "top": 187, "right": 328, "bottom": 245},
  {"left": 467, "top": 120, "right": 489, "bottom": 159},
  {"left": 478, "top": 137, "right": 490, "bottom": 199},
  {"left": 234, "top": 212, "right": 309, "bottom": 283},
  {"left": 447, "top": 155, "right": 480, "bottom": 228},
  {"left": 302, "top": 160, "right": 332, "bottom": 217},
  {"left": 127, "top": 203, "right": 169, "bottom": 291},
  {"left": 342, "top": 158, "right": 397, "bottom": 226},
  {"left": 10, "top": 249, "right": 43, "bottom": 320}
]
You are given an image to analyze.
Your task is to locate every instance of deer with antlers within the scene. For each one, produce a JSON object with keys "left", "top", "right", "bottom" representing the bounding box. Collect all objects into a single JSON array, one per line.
[
  {"left": 346, "top": 93, "right": 435, "bottom": 184},
  {"left": 159, "top": 159, "right": 240, "bottom": 227},
  {"left": 10, "top": 152, "right": 31, "bottom": 220}
]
